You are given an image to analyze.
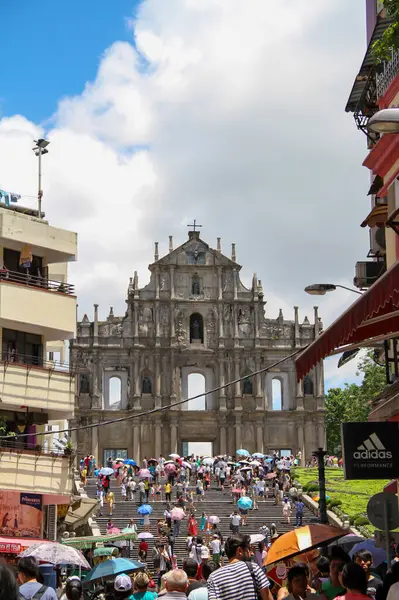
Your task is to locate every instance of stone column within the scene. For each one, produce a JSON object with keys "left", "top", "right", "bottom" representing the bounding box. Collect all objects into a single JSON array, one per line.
[
  {"left": 133, "top": 424, "right": 141, "bottom": 464},
  {"left": 170, "top": 267, "right": 175, "bottom": 299},
  {"left": 294, "top": 306, "right": 300, "bottom": 347},
  {"left": 218, "top": 305, "right": 224, "bottom": 342},
  {"left": 155, "top": 354, "right": 161, "bottom": 408},
  {"left": 170, "top": 350, "right": 177, "bottom": 401},
  {"left": 219, "top": 423, "right": 227, "bottom": 456},
  {"left": 155, "top": 269, "right": 160, "bottom": 300},
  {"left": 233, "top": 269, "right": 238, "bottom": 300},
  {"left": 234, "top": 357, "right": 241, "bottom": 407},
  {"left": 234, "top": 305, "right": 239, "bottom": 346},
  {"left": 256, "top": 424, "right": 264, "bottom": 454},
  {"left": 254, "top": 302, "right": 259, "bottom": 346},
  {"left": 296, "top": 378, "right": 304, "bottom": 410},
  {"left": 170, "top": 420, "right": 178, "bottom": 454},
  {"left": 218, "top": 267, "right": 223, "bottom": 300},
  {"left": 170, "top": 305, "right": 175, "bottom": 338},
  {"left": 93, "top": 304, "right": 99, "bottom": 345},
  {"left": 155, "top": 305, "right": 160, "bottom": 344},
  {"left": 133, "top": 302, "right": 139, "bottom": 345},
  {"left": 155, "top": 421, "right": 162, "bottom": 457},
  {"left": 297, "top": 422, "right": 305, "bottom": 466},
  {"left": 235, "top": 414, "right": 242, "bottom": 450},
  {"left": 134, "top": 355, "right": 141, "bottom": 409},
  {"left": 219, "top": 358, "right": 226, "bottom": 410},
  {"left": 255, "top": 355, "right": 263, "bottom": 411}
]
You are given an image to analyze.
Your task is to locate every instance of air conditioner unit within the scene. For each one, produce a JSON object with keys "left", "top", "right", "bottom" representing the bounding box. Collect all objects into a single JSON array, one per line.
[
  {"left": 369, "top": 225, "right": 386, "bottom": 257},
  {"left": 354, "top": 260, "right": 385, "bottom": 289}
]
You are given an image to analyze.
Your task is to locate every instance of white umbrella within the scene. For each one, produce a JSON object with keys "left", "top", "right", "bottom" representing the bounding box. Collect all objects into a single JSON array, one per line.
[
  {"left": 250, "top": 460, "right": 261, "bottom": 466},
  {"left": 170, "top": 507, "right": 185, "bottom": 521},
  {"left": 208, "top": 516, "right": 220, "bottom": 524},
  {"left": 238, "top": 460, "right": 251, "bottom": 465},
  {"left": 182, "top": 461, "right": 192, "bottom": 469},
  {"left": 169, "top": 453, "right": 180, "bottom": 459},
  {"left": 202, "top": 458, "right": 214, "bottom": 466},
  {"left": 138, "top": 532, "right": 154, "bottom": 539},
  {"left": 250, "top": 534, "right": 265, "bottom": 545},
  {"left": 19, "top": 542, "right": 90, "bottom": 569}
]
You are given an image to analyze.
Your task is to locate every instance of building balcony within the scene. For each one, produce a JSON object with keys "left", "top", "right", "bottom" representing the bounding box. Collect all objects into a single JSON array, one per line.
[
  {"left": 0, "top": 354, "right": 75, "bottom": 419},
  {"left": 376, "top": 48, "right": 399, "bottom": 100},
  {"left": 0, "top": 270, "right": 76, "bottom": 340},
  {"left": 0, "top": 440, "right": 73, "bottom": 496}
]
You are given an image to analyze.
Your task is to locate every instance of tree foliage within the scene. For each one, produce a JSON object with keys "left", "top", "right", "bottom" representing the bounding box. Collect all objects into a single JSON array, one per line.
[
  {"left": 373, "top": 1, "right": 399, "bottom": 62},
  {"left": 325, "top": 352, "right": 386, "bottom": 455}
]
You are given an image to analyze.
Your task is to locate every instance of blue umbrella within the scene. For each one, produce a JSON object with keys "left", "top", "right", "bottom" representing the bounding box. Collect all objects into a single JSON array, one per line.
[
  {"left": 252, "top": 453, "right": 265, "bottom": 459},
  {"left": 99, "top": 467, "right": 114, "bottom": 476},
  {"left": 84, "top": 558, "right": 144, "bottom": 583},
  {"left": 124, "top": 459, "right": 137, "bottom": 466},
  {"left": 238, "top": 497, "right": 253, "bottom": 510},
  {"left": 137, "top": 504, "right": 153, "bottom": 516},
  {"left": 236, "top": 449, "right": 250, "bottom": 457}
]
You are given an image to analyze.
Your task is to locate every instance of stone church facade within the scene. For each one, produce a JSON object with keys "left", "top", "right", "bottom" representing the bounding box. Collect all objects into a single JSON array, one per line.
[{"left": 71, "top": 231, "right": 325, "bottom": 465}]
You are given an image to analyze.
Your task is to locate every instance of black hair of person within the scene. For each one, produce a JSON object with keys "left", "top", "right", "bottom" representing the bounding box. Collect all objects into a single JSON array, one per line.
[
  {"left": 0, "top": 563, "right": 19, "bottom": 600},
  {"left": 66, "top": 579, "right": 83, "bottom": 600},
  {"left": 341, "top": 562, "right": 368, "bottom": 595},
  {"left": 225, "top": 533, "right": 251, "bottom": 560}
]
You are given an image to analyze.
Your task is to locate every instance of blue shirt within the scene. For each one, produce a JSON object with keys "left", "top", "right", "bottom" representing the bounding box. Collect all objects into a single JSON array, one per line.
[{"left": 19, "top": 582, "right": 58, "bottom": 600}]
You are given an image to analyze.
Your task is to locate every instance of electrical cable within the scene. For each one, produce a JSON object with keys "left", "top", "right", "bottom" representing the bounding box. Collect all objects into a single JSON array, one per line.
[{"left": 0, "top": 345, "right": 306, "bottom": 440}]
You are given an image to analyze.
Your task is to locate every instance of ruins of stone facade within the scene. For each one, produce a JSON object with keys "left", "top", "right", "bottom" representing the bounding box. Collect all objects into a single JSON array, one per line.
[{"left": 71, "top": 231, "right": 325, "bottom": 464}]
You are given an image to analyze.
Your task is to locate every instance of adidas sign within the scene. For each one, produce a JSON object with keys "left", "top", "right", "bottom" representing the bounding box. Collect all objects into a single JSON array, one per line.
[{"left": 353, "top": 433, "right": 392, "bottom": 460}]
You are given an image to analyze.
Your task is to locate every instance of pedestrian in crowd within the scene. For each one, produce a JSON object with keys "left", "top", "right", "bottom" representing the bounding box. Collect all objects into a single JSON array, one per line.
[
  {"left": 207, "top": 533, "right": 272, "bottom": 600},
  {"left": 210, "top": 534, "right": 221, "bottom": 567},
  {"left": 188, "top": 561, "right": 218, "bottom": 600},
  {"left": 18, "top": 557, "right": 58, "bottom": 600},
  {"left": 353, "top": 550, "right": 383, "bottom": 599},
  {"left": 184, "top": 558, "right": 205, "bottom": 596},
  {"left": 107, "top": 490, "right": 115, "bottom": 516},
  {"left": 383, "top": 563, "right": 399, "bottom": 600},
  {"left": 131, "top": 572, "right": 157, "bottom": 600},
  {"left": 282, "top": 497, "right": 292, "bottom": 524},
  {"left": 190, "top": 537, "right": 204, "bottom": 565},
  {"left": 275, "top": 481, "right": 280, "bottom": 505},
  {"left": 199, "top": 512, "right": 207, "bottom": 535},
  {"left": 113, "top": 573, "right": 134, "bottom": 600},
  {"left": 164, "top": 481, "right": 172, "bottom": 503},
  {"left": 107, "top": 518, "right": 115, "bottom": 532},
  {"left": 336, "top": 562, "right": 371, "bottom": 600},
  {"left": 295, "top": 497, "right": 304, "bottom": 527},
  {"left": 173, "top": 518, "right": 181, "bottom": 538},
  {"left": 64, "top": 577, "right": 83, "bottom": 600},
  {"left": 164, "top": 504, "right": 172, "bottom": 529},
  {"left": 229, "top": 510, "right": 241, "bottom": 533},
  {"left": 319, "top": 547, "right": 350, "bottom": 600},
  {"left": 0, "top": 563, "right": 20, "bottom": 600},
  {"left": 155, "top": 483, "right": 162, "bottom": 502},
  {"left": 138, "top": 539, "right": 149, "bottom": 563},
  {"left": 285, "top": 564, "right": 318, "bottom": 600},
  {"left": 188, "top": 513, "right": 198, "bottom": 537},
  {"left": 143, "top": 511, "right": 151, "bottom": 533},
  {"left": 197, "top": 547, "right": 210, "bottom": 581},
  {"left": 161, "top": 569, "right": 188, "bottom": 600},
  {"left": 121, "top": 481, "right": 127, "bottom": 502}
]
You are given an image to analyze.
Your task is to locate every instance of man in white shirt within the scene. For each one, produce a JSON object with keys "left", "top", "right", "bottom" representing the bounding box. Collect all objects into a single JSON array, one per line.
[
  {"left": 230, "top": 511, "right": 241, "bottom": 534},
  {"left": 210, "top": 534, "right": 221, "bottom": 566}
]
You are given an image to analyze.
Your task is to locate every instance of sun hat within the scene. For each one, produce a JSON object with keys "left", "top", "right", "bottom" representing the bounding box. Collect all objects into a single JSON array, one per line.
[{"left": 114, "top": 573, "right": 132, "bottom": 591}]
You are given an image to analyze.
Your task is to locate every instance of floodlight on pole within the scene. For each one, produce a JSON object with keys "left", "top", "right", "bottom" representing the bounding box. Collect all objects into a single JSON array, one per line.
[
  {"left": 304, "top": 283, "right": 362, "bottom": 296},
  {"left": 32, "top": 138, "right": 50, "bottom": 219},
  {"left": 367, "top": 108, "right": 399, "bottom": 134}
]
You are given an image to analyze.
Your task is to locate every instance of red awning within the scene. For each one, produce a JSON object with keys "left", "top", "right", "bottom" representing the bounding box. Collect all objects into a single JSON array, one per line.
[
  {"left": 0, "top": 537, "right": 48, "bottom": 554},
  {"left": 296, "top": 260, "right": 399, "bottom": 381}
]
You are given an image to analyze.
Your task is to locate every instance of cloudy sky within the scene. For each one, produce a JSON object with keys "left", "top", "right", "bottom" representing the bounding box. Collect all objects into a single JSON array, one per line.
[{"left": 0, "top": 0, "right": 370, "bottom": 392}]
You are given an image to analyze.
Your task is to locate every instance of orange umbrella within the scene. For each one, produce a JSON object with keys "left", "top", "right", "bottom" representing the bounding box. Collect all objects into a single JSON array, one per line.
[{"left": 265, "top": 524, "right": 347, "bottom": 566}]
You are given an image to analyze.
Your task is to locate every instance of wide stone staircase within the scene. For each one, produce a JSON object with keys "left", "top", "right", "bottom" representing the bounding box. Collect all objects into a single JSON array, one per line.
[{"left": 84, "top": 477, "right": 316, "bottom": 568}]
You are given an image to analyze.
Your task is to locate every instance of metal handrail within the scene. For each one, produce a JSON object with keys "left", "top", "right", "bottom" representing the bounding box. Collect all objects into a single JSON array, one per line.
[
  {"left": 0, "top": 268, "right": 75, "bottom": 295},
  {"left": 0, "top": 437, "right": 72, "bottom": 456},
  {"left": 1, "top": 351, "right": 76, "bottom": 373}
]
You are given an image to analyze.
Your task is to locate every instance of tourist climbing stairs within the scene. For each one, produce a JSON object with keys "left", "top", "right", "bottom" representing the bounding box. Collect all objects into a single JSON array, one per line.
[{"left": 83, "top": 477, "right": 316, "bottom": 569}]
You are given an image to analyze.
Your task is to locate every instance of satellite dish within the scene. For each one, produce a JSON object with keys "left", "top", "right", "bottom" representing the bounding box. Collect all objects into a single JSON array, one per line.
[{"left": 338, "top": 348, "right": 360, "bottom": 368}]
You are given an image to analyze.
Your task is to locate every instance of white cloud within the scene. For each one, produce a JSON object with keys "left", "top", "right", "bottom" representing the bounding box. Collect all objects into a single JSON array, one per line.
[{"left": 0, "top": 0, "right": 368, "bottom": 389}]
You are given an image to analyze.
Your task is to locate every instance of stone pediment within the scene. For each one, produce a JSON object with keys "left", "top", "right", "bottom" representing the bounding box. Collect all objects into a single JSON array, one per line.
[{"left": 151, "top": 236, "right": 240, "bottom": 270}]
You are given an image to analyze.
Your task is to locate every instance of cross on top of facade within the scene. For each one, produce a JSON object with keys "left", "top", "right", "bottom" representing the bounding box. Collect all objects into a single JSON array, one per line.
[{"left": 187, "top": 220, "right": 202, "bottom": 232}]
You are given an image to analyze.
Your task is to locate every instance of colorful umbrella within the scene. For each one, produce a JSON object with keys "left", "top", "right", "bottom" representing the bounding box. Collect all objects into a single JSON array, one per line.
[
  {"left": 137, "top": 504, "right": 153, "bottom": 516},
  {"left": 138, "top": 469, "right": 152, "bottom": 478},
  {"left": 208, "top": 516, "right": 220, "bottom": 524},
  {"left": 252, "top": 453, "right": 265, "bottom": 459},
  {"left": 169, "top": 453, "right": 180, "bottom": 459},
  {"left": 182, "top": 461, "right": 192, "bottom": 469},
  {"left": 266, "top": 472, "right": 277, "bottom": 479},
  {"left": 236, "top": 449, "right": 250, "bottom": 457},
  {"left": 138, "top": 532, "right": 154, "bottom": 539},
  {"left": 99, "top": 467, "right": 114, "bottom": 476},
  {"left": 148, "top": 458, "right": 158, "bottom": 464},
  {"left": 170, "top": 507, "right": 185, "bottom": 521},
  {"left": 349, "top": 539, "right": 387, "bottom": 566},
  {"left": 237, "top": 497, "right": 253, "bottom": 510},
  {"left": 107, "top": 527, "right": 121, "bottom": 534},
  {"left": 165, "top": 463, "right": 177, "bottom": 473},
  {"left": 202, "top": 458, "right": 214, "bottom": 466},
  {"left": 250, "top": 534, "right": 265, "bottom": 544},
  {"left": 265, "top": 524, "right": 347, "bottom": 565},
  {"left": 124, "top": 459, "right": 137, "bottom": 466},
  {"left": 84, "top": 558, "right": 144, "bottom": 583},
  {"left": 19, "top": 542, "right": 90, "bottom": 569}
]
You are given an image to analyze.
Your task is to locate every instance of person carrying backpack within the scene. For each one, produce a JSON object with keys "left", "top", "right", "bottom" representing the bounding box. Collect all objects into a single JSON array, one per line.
[{"left": 17, "top": 557, "right": 57, "bottom": 600}]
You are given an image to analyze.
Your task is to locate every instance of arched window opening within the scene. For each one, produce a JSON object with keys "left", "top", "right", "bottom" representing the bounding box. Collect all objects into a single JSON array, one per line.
[
  {"left": 272, "top": 378, "right": 282, "bottom": 410},
  {"left": 142, "top": 375, "right": 153, "bottom": 394},
  {"left": 79, "top": 373, "right": 90, "bottom": 394},
  {"left": 242, "top": 377, "right": 253, "bottom": 395},
  {"left": 192, "top": 274, "right": 201, "bottom": 295},
  {"left": 109, "top": 377, "right": 122, "bottom": 409},
  {"left": 190, "top": 313, "right": 204, "bottom": 343},
  {"left": 303, "top": 375, "right": 314, "bottom": 395},
  {"left": 187, "top": 373, "right": 206, "bottom": 410}
]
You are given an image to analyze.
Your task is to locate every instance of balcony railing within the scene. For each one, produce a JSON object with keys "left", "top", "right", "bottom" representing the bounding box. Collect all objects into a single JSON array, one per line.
[
  {"left": 0, "top": 268, "right": 75, "bottom": 295},
  {"left": 0, "top": 437, "right": 73, "bottom": 456},
  {"left": 1, "top": 351, "right": 76, "bottom": 373},
  {"left": 376, "top": 48, "right": 399, "bottom": 99}
]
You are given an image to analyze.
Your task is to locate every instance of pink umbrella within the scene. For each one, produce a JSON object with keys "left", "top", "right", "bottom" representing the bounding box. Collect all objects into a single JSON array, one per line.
[
  {"left": 182, "top": 461, "right": 192, "bottom": 469},
  {"left": 107, "top": 527, "right": 121, "bottom": 534},
  {"left": 165, "top": 463, "right": 176, "bottom": 474},
  {"left": 138, "top": 469, "right": 152, "bottom": 478},
  {"left": 170, "top": 507, "right": 185, "bottom": 521}
]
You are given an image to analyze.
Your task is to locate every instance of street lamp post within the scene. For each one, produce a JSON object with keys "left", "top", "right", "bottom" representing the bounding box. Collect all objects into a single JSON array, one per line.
[
  {"left": 313, "top": 447, "right": 328, "bottom": 524},
  {"left": 32, "top": 138, "right": 50, "bottom": 219},
  {"left": 304, "top": 283, "right": 362, "bottom": 296}
]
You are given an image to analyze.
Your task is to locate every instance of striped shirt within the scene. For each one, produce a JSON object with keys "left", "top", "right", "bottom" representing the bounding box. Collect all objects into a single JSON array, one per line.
[{"left": 207, "top": 560, "right": 270, "bottom": 600}]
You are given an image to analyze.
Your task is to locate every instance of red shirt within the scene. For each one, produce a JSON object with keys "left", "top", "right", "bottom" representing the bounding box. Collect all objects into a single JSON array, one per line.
[{"left": 139, "top": 541, "right": 149, "bottom": 552}]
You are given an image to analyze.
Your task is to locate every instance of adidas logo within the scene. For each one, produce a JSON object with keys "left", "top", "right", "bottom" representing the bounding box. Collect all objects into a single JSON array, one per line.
[{"left": 353, "top": 433, "right": 392, "bottom": 460}]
